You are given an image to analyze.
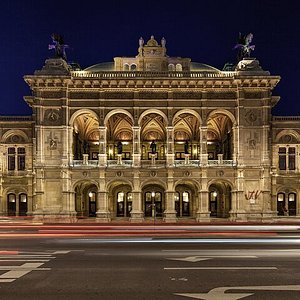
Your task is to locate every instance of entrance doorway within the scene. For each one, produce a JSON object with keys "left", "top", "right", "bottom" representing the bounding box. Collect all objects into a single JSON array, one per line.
[
  {"left": 209, "top": 182, "right": 232, "bottom": 218},
  {"left": 175, "top": 191, "right": 191, "bottom": 217},
  {"left": 7, "top": 193, "right": 16, "bottom": 216},
  {"left": 88, "top": 191, "right": 96, "bottom": 217},
  {"left": 19, "top": 193, "right": 28, "bottom": 216},
  {"left": 116, "top": 192, "right": 132, "bottom": 217},
  {"left": 144, "top": 190, "right": 163, "bottom": 217},
  {"left": 277, "top": 192, "right": 297, "bottom": 216}
]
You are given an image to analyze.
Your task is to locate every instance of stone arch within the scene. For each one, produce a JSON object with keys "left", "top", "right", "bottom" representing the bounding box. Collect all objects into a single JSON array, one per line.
[
  {"left": 208, "top": 179, "right": 234, "bottom": 218},
  {"left": 275, "top": 129, "right": 300, "bottom": 143},
  {"left": 106, "top": 178, "right": 133, "bottom": 191},
  {"left": 138, "top": 109, "right": 168, "bottom": 126},
  {"left": 72, "top": 179, "right": 99, "bottom": 192},
  {"left": 140, "top": 179, "right": 167, "bottom": 190},
  {"left": 172, "top": 109, "right": 202, "bottom": 126},
  {"left": 104, "top": 109, "right": 134, "bottom": 126},
  {"left": 206, "top": 109, "right": 237, "bottom": 126},
  {"left": 69, "top": 109, "right": 99, "bottom": 126},
  {"left": 1, "top": 129, "right": 29, "bottom": 143}
]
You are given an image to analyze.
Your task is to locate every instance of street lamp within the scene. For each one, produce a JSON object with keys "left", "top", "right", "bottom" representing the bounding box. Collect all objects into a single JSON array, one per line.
[{"left": 151, "top": 191, "right": 156, "bottom": 226}]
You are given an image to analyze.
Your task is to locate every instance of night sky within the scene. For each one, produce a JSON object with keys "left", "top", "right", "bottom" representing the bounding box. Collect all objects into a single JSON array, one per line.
[{"left": 1, "top": 0, "right": 299, "bottom": 116}]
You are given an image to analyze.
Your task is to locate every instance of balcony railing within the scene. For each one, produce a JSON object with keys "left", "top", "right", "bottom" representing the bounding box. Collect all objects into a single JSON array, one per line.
[
  {"left": 71, "top": 160, "right": 99, "bottom": 167},
  {"left": 207, "top": 160, "right": 236, "bottom": 166},
  {"left": 70, "top": 159, "right": 236, "bottom": 168},
  {"left": 174, "top": 160, "right": 200, "bottom": 167},
  {"left": 107, "top": 160, "right": 133, "bottom": 167}
]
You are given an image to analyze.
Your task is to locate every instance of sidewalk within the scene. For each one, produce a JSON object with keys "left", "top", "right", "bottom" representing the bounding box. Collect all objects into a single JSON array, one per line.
[{"left": 1, "top": 215, "right": 300, "bottom": 226}]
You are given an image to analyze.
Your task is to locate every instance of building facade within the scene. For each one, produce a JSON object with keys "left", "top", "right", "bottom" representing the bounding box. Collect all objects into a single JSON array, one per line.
[{"left": 0, "top": 36, "right": 299, "bottom": 222}]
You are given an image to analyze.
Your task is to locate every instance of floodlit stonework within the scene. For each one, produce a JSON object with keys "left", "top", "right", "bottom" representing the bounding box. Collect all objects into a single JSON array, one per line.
[{"left": 1, "top": 36, "right": 299, "bottom": 222}]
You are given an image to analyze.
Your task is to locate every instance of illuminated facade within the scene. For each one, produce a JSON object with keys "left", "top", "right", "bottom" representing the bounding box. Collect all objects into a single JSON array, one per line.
[{"left": 0, "top": 36, "right": 299, "bottom": 222}]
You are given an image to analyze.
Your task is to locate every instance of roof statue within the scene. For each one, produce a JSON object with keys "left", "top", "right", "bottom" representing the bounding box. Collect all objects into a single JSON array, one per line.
[
  {"left": 233, "top": 32, "right": 255, "bottom": 62},
  {"left": 161, "top": 37, "right": 166, "bottom": 48},
  {"left": 48, "top": 33, "right": 69, "bottom": 61},
  {"left": 139, "top": 37, "right": 144, "bottom": 47}
]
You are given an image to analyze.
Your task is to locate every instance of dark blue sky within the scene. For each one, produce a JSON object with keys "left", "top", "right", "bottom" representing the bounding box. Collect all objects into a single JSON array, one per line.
[{"left": 1, "top": 0, "right": 299, "bottom": 116}]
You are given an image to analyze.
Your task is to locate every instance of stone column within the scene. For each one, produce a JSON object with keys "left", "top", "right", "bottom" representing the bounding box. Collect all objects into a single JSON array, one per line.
[
  {"left": 164, "top": 171, "right": 177, "bottom": 222},
  {"left": 196, "top": 190, "right": 210, "bottom": 222},
  {"left": 196, "top": 169, "right": 210, "bottom": 221},
  {"left": 200, "top": 126, "right": 208, "bottom": 166},
  {"left": 166, "top": 126, "right": 174, "bottom": 167},
  {"left": 132, "top": 126, "right": 141, "bottom": 167},
  {"left": 231, "top": 168, "right": 246, "bottom": 221},
  {"left": 96, "top": 173, "right": 110, "bottom": 222},
  {"left": 98, "top": 126, "right": 107, "bottom": 167},
  {"left": 232, "top": 125, "right": 239, "bottom": 164},
  {"left": 130, "top": 170, "right": 144, "bottom": 222},
  {"left": 96, "top": 191, "right": 110, "bottom": 222}
]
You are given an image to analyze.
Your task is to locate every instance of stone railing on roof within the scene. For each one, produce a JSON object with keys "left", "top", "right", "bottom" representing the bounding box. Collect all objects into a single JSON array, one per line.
[
  {"left": 71, "top": 71, "right": 236, "bottom": 79},
  {"left": 273, "top": 116, "right": 300, "bottom": 121},
  {"left": 0, "top": 116, "right": 32, "bottom": 121}
]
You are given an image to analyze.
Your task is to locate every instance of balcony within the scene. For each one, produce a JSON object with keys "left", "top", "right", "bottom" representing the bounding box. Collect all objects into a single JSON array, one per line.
[
  {"left": 71, "top": 160, "right": 99, "bottom": 168},
  {"left": 107, "top": 160, "right": 133, "bottom": 168}
]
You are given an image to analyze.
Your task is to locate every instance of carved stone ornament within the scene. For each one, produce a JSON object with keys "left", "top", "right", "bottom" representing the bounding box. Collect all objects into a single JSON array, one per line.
[
  {"left": 150, "top": 171, "right": 157, "bottom": 177},
  {"left": 49, "top": 139, "right": 57, "bottom": 150},
  {"left": 45, "top": 109, "right": 61, "bottom": 123},
  {"left": 116, "top": 171, "right": 123, "bottom": 177},
  {"left": 217, "top": 170, "right": 224, "bottom": 177},
  {"left": 245, "top": 110, "right": 257, "bottom": 125}
]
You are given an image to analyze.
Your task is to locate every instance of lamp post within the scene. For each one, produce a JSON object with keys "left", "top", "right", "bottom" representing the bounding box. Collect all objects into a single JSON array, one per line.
[{"left": 151, "top": 191, "right": 156, "bottom": 226}]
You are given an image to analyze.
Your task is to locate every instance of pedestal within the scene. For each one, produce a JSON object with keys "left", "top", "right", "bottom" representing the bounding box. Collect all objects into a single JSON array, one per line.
[
  {"left": 184, "top": 154, "right": 190, "bottom": 165},
  {"left": 117, "top": 154, "right": 122, "bottom": 165},
  {"left": 150, "top": 153, "right": 156, "bottom": 166}
]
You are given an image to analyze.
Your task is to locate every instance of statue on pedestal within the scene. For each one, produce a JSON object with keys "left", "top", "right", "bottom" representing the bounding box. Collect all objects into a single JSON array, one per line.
[
  {"left": 150, "top": 140, "right": 157, "bottom": 154},
  {"left": 117, "top": 141, "right": 123, "bottom": 155},
  {"left": 233, "top": 32, "right": 255, "bottom": 62},
  {"left": 184, "top": 140, "right": 189, "bottom": 154},
  {"left": 48, "top": 33, "right": 69, "bottom": 61}
]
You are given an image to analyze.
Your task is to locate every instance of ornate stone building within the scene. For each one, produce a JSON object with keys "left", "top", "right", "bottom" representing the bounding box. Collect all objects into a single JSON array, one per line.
[{"left": 0, "top": 36, "right": 299, "bottom": 222}]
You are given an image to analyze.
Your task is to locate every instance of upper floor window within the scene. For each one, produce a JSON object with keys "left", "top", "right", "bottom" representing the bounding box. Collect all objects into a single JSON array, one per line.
[
  {"left": 7, "top": 147, "right": 26, "bottom": 171},
  {"left": 279, "top": 147, "right": 295, "bottom": 170}
]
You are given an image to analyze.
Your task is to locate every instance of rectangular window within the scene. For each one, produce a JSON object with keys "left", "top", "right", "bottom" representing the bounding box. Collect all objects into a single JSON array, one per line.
[
  {"left": 17, "top": 147, "right": 26, "bottom": 170},
  {"left": 8, "top": 147, "right": 16, "bottom": 171},
  {"left": 278, "top": 147, "right": 286, "bottom": 170},
  {"left": 288, "top": 147, "right": 296, "bottom": 170}
]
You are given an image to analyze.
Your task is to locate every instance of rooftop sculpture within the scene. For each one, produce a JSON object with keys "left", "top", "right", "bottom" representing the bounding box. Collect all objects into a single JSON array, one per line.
[
  {"left": 233, "top": 32, "right": 255, "bottom": 61},
  {"left": 48, "top": 33, "right": 69, "bottom": 61}
]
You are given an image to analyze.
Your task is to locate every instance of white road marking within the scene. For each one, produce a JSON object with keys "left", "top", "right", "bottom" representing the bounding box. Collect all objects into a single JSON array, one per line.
[
  {"left": 165, "top": 267, "right": 277, "bottom": 270},
  {"left": 0, "top": 262, "right": 50, "bottom": 282},
  {"left": 175, "top": 284, "right": 300, "bottom": 300},
  {"left": 166, "top": 255, "right": 257, "bottom": 262},
  {"left": 52, "top": 251, "right": 70, "bottom": 254}
]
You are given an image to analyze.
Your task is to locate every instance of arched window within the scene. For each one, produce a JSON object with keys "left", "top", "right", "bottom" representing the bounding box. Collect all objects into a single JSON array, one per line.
[
  {"left": 176, "top": 64, "right": 182, "bottom": 71},
  {"left": 123, "top": 64, "right": 129, "bottom": 71},
  {"left": 168, "top": 64, "right": 175, "bottom": 71},
  {"left": 130, "top": 64, "right": 137, "bottom": 71}
]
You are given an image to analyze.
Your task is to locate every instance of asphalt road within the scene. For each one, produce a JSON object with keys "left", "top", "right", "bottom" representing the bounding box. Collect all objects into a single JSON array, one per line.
[{"left": 1, "top": 233, "right": 300, "bottom": 300}]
